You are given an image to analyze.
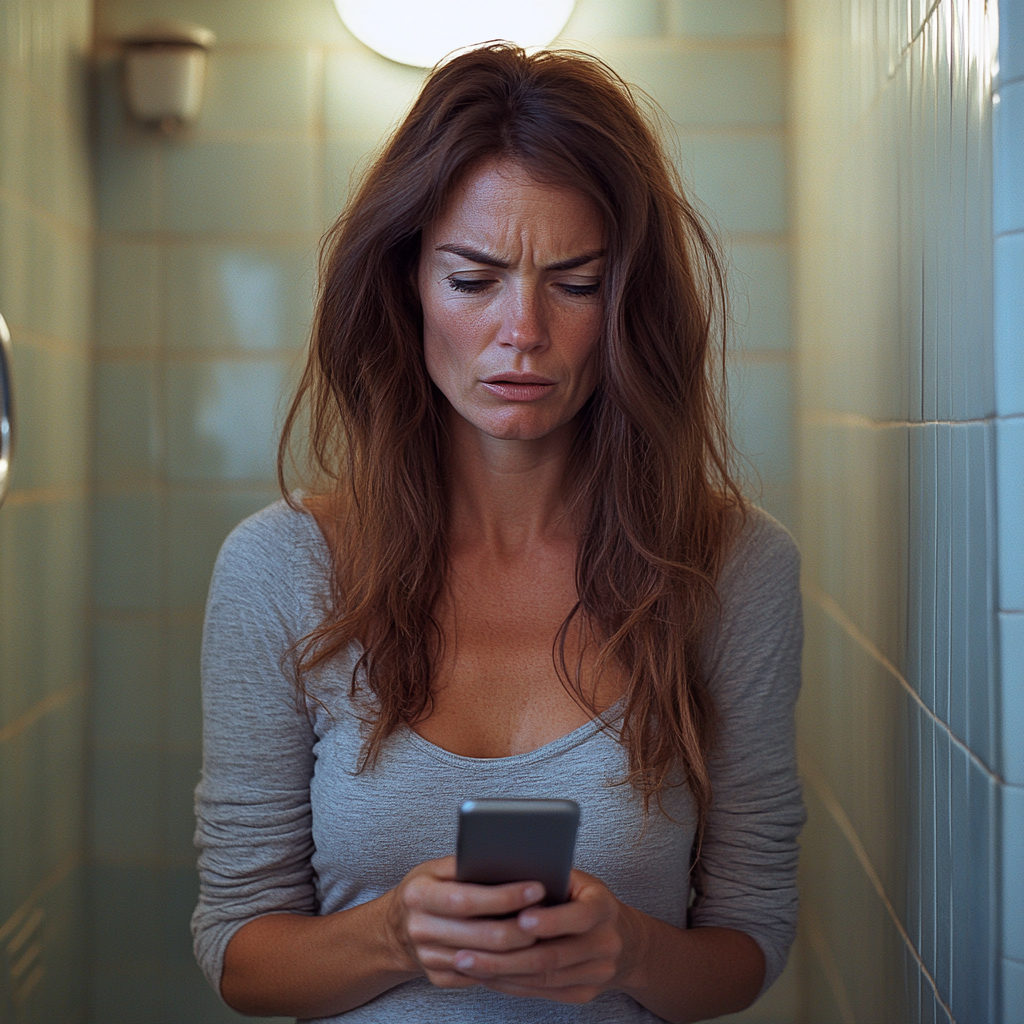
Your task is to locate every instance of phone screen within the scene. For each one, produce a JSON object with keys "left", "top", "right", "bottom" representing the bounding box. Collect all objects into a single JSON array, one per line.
[{"left": 455, "top": 798, "right": 581, "bottom": 905}]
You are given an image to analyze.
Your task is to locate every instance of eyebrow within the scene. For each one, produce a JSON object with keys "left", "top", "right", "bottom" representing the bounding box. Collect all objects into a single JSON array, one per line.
[{"left": 434, "top": 243, "right": 606, "bottom": 272}]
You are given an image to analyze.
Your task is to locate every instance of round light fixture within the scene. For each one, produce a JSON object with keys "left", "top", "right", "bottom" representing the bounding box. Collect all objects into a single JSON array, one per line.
[{"left": 333, "top": 0, "right": 576, "bottom": 69}]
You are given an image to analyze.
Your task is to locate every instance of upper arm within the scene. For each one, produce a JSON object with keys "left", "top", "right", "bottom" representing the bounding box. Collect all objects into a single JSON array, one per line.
[
  {"left": 191, "top": 508, "right": 323, "bottom": 995},
  {"left": 688, "top": 512, "right": 806, "bottom": 995}
]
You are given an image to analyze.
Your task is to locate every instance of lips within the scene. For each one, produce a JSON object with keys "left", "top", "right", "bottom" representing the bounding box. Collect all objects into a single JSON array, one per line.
[{"left": 479, "top": 372, "right": 555, "bottom": 402}]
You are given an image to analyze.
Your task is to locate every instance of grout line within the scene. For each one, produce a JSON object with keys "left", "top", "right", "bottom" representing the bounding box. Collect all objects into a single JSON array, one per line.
[
  {"left": 800, "top": 410, "right": 998, "bottom": 428},
  {"left": 0, "top": 851, "right": 79, "bottom": 946},
  {"left": 802, "top": 903, "right": 857, "bottom": 1024},
  {"left": 801, "top": 753, "right": 957, "bottom": 1024},
  {"left": 806, "top": 582, "right": 1003, "bottom": 785},
  {"left": 0, "top": 683, "right": 85, "bottom": 746},
  {"left": 0, "top": 485, "right": 88, "bottom": 506}
]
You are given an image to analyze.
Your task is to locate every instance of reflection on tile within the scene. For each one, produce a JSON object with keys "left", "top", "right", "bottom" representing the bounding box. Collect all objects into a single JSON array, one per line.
[
  {"left": 666, "top": 0, "right": 785, "bottom": 38},
  {"left": 994, "top": 79, "right": 1024, "bottom": 235},
  {"left": 1001, "top": 613, "right": 1024, "bottom": 786},
  {"left": 1005, "top": 783, "right": 1024, "bottom": 961},
  {"left": 162, "top": 139, "right": 318, "bottom": 234},
  {"left": 201, "top": 49, "right": 318, "bottom": 134},
  {"left": 165, "top": 359, "right": 292, "bottom": 482},
  {"left": 165, "top": 243, "right": 315, "bottom": 352},
  {"left": 324, "top": 48, "right": 425, "bottom": 137},
  {"left": 559, "top": 0, "right": 663, "bottom": 40},
  {"left": 996, "top": 418, "right": 1024, "bottom": 611}
]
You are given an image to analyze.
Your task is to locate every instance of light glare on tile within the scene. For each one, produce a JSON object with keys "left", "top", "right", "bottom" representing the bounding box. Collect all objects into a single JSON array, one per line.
[{"left": 333, "top": 0, "right": 575, "bottom": 69}]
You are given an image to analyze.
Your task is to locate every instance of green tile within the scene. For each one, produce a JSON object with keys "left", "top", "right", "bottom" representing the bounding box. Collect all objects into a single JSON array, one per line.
[
  {"left": 0, "top": 725, "right": 45, "bottom": 924},
  {"left": 25, "top": 91, "right": 61, "bottom": 220},
  {"left": 729, "top": 241, "right": 791, "bottom": 352},
  {"left": 601, "top": 44, "right": 784, "bottom": 127},
  {"left": 0, "top": 499, "right": 89, "bottom": 730},
  {"left": 165, "top": 489, "right": 275, "bottom": 610},
  {"left": 323, "top": 134, "right": 382, "bottom": 223},
  {"left": 90, "top": 863, "right": 163, "bottom": 963},
  {"left": 53, "top": 232, "right": 93, "bottom": 350},
  {"left": 96, "top": 241, "right": 160, "bottom": 352},
  {"left": 165, "top": 358, "right": 293, "bottom": 483},
  {"left": 201, "top": 49, "right": 318, "bottom": 134},
  {"left": 93, "top": 359, "right": 160, "bottom": 483},
  {"left": 37, "top": 862, "right": 88, "bottom": 1024},
  {"left": 92, "top": 491, "right": 162, "bottom": 611},
  {"left": 5, "top": 342, "right": 89, "bottom": 490},
  {"left": 165, "top": 242, "right": 316, "bottom": 352},
  {"left": 97, "top": 0, "right": 352, "bottom": 46},
  {"left": 324, "top": 48, "right": 426, "bottom": 136},
  {"left": 727, "top": 359, "right": 792, "bottom": 486},
  {"left": 162, "top": 138, "right": 318, "bottom": 234},
  {"left": 90, "top": 746, "right": 161, "bottom": 860},
  {"left": 41, "top": 693, "right": 87, "bottom": 869},
  {"left": 558, "top": 0, "right": 664, "bottom": 40},
  {"left": 92, "top": 619, "right": 162, "bottom": 748},
  {"left": 0, "top": 198, "right": 28, "bottom": 327},
  {"left": 165, "top": 619, "right": 203, "bottom": 750},
  {"left": 0, "top": 66, "right": 30, "bottom": 202},
  {"left": 676, "top": 133, "right": 788, "bottom": 234},
  {"left": 96, "top": 133, "right": 160, "bottom": 232},
  {"left": 161, "top": 748, "right": 201, "bottom": 861},
  {"left": 667, "top": 0, "right": 785, "bottom": 38}
]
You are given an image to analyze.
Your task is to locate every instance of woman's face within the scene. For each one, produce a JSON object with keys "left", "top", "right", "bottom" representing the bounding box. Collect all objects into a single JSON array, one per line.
[{"left": 417, "top": 159, "right": 605, "bottom": 445}]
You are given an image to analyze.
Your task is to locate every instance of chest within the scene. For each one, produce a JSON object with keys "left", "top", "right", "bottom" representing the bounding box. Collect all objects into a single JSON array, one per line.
[{"left": 415, "top": 546, "right": 622, "bottom": 757}]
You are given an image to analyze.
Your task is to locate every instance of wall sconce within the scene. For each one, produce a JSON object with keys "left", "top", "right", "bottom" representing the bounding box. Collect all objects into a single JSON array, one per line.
[
  {"left": 333, "top": 0, "right": 575, "bottom": 69},
  {"left": 119, "top": 20, "right": 216, "bottom": 132}
]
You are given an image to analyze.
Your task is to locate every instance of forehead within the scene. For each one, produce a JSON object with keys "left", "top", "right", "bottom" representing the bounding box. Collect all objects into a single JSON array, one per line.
[{"left": 425, "top": 158, "right": 605, "bottom": 247}]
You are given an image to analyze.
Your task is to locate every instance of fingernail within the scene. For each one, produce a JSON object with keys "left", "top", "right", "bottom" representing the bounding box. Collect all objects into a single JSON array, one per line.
[
  {"left": 454, "top": 953, "right": 474, "bottom": 970},
  {"left": 524, "top": 884, "right": 543, "bottom": 902},
  {"left": 520, "top": 913, "right": 539, "bottom": 929}
]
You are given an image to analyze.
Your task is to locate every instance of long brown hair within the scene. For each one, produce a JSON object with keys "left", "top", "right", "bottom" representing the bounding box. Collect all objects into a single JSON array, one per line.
[{"left": 279, "top": 44, "right": 744, "bottom": 834}]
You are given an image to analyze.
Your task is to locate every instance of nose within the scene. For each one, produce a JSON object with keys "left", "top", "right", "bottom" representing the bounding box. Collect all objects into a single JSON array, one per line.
[{"left": 499, "top": 283, "right": 548, "bottom": 353}]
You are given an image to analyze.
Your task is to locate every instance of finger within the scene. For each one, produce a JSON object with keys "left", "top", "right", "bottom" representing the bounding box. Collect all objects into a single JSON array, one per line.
[
  {"left": 423, "top": 968, "right": 479, "bottom": 990},
  {"left": 408, "top": 914, "right": 538, "bottom": 953},
  {"left": 516, "top": 896, "right": 604, "bottom": 939},
  {"left": 452, "top": 934, "right": 595, "bottom": 977},
  {"left": 404, "top": 877, "right": 545, "bottom": 919}
]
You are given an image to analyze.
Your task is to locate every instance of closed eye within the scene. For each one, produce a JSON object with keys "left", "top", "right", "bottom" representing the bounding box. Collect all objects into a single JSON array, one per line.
[
  {"left": 559, "top": 281, "right": 601, "bottom": 297},
  {"left": 447, "top": 277, "right": 492, "bottom": 294}
]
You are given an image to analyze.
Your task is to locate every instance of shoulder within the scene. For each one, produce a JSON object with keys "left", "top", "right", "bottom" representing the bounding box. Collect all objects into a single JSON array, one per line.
[
  {"left": 717, "top": 504, "right": 801, "bottom": 610},
  {"left": 209, "top": 498, "right": 332, "bottom": 623}
]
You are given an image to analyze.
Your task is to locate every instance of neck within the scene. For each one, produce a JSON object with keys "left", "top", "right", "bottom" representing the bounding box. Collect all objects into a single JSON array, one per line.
[{"left": 445, "top": 411, "right": 579, "bottom": 557}]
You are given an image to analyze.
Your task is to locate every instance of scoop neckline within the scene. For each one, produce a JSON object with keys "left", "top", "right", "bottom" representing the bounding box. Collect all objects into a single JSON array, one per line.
[{"left": 402, "top": 698, "right": 625, "bottom": 770}]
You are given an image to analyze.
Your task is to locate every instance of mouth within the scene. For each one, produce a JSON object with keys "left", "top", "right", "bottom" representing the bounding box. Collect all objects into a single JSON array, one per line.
[{"left": 480, "top": 373, "right": 556, "bottom": 402}]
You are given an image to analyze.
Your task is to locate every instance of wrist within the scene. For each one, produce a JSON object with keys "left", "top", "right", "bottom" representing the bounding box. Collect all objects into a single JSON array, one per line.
[
  {"left": 377, "top": 888, "right": 420, "bottom": 978},
  {"left": 615, "top": 903, "right": 656, "bottom": 997}
]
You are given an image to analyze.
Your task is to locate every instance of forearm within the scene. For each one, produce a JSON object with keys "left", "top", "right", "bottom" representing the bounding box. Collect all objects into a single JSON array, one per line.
[
  {"left": 221, "top": 892, "right": 418, "bottom": 1018},
  {"left": 619, "top": 916, "right": 765, "bottom": 1024}
]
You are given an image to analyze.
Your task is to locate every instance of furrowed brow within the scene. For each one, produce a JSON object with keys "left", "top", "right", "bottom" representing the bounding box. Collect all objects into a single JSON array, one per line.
[
  {"left": 434, "top": 243, "right": 510, "bottom": 269},
  {"left": 544, "top": 250, "right": 606, "bottom": 272}
]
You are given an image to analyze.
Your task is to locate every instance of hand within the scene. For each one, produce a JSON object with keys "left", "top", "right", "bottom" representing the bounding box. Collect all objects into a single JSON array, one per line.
[
  {"left": 443, "top": 869, "right": 649, "bottom": 1005},
  {"left": 387, "top": 856, "right": 550, "bottom": 991}
]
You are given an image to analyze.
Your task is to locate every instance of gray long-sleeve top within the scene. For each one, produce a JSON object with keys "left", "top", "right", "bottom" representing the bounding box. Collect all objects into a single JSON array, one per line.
[{"left": 192, "top": 500, "right": 805, "bottom": 1022}]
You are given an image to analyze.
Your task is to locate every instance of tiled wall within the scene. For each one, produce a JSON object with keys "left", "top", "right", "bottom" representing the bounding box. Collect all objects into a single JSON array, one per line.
[
  {"left": 791, "top": 0, "right": 1010, "bottom": 1020},
  {"left": 994, "top": 0, "right": 1024, "bottom": 1016},
  {"left": 0, "top": 0, "right": 93, "bottom": 1020},
  {"left": 89, "top": 1, "right": 793, "bottom": 1020}
]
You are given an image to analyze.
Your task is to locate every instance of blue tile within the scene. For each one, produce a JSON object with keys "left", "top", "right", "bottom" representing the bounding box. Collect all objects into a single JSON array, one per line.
[
  {"left": 908, "top": 692, "right": 922, "bottom": 950},
  {"left": 922, "top": 425, "right": 938, "bottom": 711},
  {"left": 949, "top": 743, "right": 969, "bottom": 1021},
  {"left": 949, "top": 426, "right": 968, "bottom": 741},
  {"left": 997, "top": 417, "right": 1024, "bottom": 611},
  {"left": 966, "top": 422, "right": 993, "bottom": 763},
  {"left": 935, "top": 424, "right": 952, "bottom": 725},
  {"left": 934, "top": 726, "right": 951, "bottom": 1006},
  {"left": 1002, "top": 613, "right": 1024, "bottom": 785},
  {"left": 967, "top": 758, "right": 995, "bottom": 1022},
  {"left": 995, "top": 232, "right": 1024, "bottom": 416},
  {"left": 909, "top": 426, "right": 924, "bottom": 696},
  {"left": 1005, "top": 957, "right": 1024, "bottom": 1024},
  {"left": 994, "top": 79, "right": 1024, "bottom": 235},
  {"left": 1004, "top": 783, "right": 1024, "bottom": 961},
  {"left": 726, "top": 361, "right": 792, "bottom": 487},
  {"left": 1001, "top": 0, "right": 1024, "bottom": 85},
  {"left": 922, "top": 709, "right": 936, "bottom": 979}
]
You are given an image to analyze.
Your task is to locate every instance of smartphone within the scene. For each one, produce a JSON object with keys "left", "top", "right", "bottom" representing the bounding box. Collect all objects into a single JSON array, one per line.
[{"left": 455, "top": 798, "right": 581, "bottom": 906}]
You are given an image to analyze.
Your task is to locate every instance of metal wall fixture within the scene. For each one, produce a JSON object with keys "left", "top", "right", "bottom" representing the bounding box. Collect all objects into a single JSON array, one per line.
[
  {"left": 118, "top": 20, "right": 216, "bottom": 133},
  {"left": 0, "top": 312, "right": 14, "bottom": 509}
]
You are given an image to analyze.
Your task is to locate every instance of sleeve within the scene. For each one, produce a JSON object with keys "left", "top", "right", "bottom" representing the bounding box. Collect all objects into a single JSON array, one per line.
[
  {"left": 190, "top": 506, "right": 321, "bottom": 998},
  {"left": 687, "top": 511, "right": 806, "bottom": 996}
]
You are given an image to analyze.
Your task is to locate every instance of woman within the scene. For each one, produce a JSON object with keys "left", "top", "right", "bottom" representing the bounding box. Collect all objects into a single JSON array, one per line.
[{"left": 193, "top": 45, "right": 804, "bottom": 1023}]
